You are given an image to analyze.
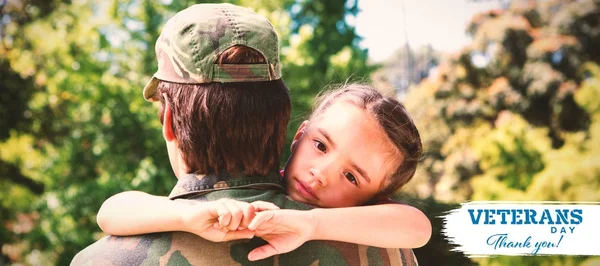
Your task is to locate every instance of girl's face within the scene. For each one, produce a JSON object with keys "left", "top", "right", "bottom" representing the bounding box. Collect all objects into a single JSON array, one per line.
[{"left": 284, "top": 101, "right": 403, "bottom": 208}]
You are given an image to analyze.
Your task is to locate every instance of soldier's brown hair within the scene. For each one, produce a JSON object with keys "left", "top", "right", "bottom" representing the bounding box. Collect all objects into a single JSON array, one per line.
[
  {"left": 310, "top": 84, "right": 422, "bottom": 198},
  {"left": 157, "top": 45, "right": 291, "bottom": 176}
]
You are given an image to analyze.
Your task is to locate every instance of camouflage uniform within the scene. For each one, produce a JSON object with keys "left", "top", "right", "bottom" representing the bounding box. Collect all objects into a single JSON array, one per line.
[{"left": 71, "top": 172, "right": 418, "bottom": 266}]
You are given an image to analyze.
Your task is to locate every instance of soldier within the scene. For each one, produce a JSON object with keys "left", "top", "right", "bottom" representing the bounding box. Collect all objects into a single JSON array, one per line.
[{"left": 71, "top": 3, "right": 422, "bottom": 265}]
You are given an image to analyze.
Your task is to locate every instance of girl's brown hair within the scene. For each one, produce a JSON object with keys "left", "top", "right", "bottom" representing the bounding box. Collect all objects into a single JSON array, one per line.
[
  {"left": 311, "top": 84, "right": 423, "bottom": 198},
  {"left": 157, "top": 46, "right": 291, "bottom": 176}
]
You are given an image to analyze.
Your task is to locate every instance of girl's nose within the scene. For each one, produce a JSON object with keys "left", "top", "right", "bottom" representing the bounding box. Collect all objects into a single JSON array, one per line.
[{"left": 309, "top": 166, "right": 328, "bottom": 187}]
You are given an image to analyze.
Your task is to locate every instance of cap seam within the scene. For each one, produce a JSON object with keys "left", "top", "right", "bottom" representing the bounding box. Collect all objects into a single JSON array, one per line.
[
  {"left": 189, "top": 23, "right": 202, "bottom": 77},
  {"left": 225, "top": 7, "right": 242, "bottom": 42},
  {"left": 221, "top": 8, "right": 241, "bottom": 43}
]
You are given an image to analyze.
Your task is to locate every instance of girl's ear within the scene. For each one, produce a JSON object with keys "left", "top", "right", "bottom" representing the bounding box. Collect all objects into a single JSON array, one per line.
[
  {"left": 291, "top": 120, "right": 309, "bottom": 151},
  {"left": 162, "top": 93, "right": 176, "bottom": 142}
]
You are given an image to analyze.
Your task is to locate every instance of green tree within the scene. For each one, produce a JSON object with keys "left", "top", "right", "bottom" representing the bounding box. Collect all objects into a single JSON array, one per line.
[{"left": 402, "top": 1, "right": 600, "bottom": 265}]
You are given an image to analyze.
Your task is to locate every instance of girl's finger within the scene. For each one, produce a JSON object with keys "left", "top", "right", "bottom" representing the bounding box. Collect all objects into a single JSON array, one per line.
[
  {"left": 248, "top": 211, "right": 275, "bottom": 231},
  {"left": 250, "top": 201, "right": 280, "bottom": 212},
  {"left": 248, "top": 243, "right": 279, "bottom": 261},
  {"left": 241, "top": 203, "right": 256, "bottom": 229},
  {"left": 223, "top": 200, "right": 244, "bottom": 231},
  {"left": 223, "top": 229, "right": 255, "bottom": 241},
  {"left": 216, "top": 202, "right": 232, "bottom": 228}
]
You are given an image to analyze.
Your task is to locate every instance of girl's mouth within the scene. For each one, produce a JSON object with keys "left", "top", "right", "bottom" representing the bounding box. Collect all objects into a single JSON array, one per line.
[{"left": 294, "top": 179, "right": 318, "bottom": 201}]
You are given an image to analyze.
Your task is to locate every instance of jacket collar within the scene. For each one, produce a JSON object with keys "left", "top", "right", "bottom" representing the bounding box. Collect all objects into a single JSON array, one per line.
[{"left": 169, "top": 171, "right": 284, "bottom": 200}]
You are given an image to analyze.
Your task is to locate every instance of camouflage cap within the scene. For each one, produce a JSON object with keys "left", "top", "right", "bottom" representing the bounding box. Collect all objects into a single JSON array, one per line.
[{"left": 143, "top": 3, "right": 282, "bottom": 101}]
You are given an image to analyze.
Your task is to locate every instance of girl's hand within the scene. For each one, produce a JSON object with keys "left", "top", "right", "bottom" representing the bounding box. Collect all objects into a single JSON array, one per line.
[
  {"left": 179, "top": 198, "right": 279, "bottom": 242},
  {"left": 246, "top": 209, "right": 318, "bottom": 261}
]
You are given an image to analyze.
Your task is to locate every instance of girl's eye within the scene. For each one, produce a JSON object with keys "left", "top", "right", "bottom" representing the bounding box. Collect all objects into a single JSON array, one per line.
[
  {"left": 344, "top": 172, "right": 358, "bottom": 186},
  {"left": 314, "top": 140, "right": 327, "bottom": 152}
]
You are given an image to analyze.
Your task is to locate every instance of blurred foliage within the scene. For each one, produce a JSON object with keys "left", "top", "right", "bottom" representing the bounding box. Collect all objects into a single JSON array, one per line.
[
  {"left": 371, "top": 44, "right": 439, "bottom": 98},
  {"left": 402, "top": 0, "right": 600, "bottom": 265},
  {"left": 0, "top": 0, "right": 371, "bottom": 264}
]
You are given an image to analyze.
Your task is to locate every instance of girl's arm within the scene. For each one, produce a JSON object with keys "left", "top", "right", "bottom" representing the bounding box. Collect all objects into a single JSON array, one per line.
[
  {"left": 97, "top": 191, "right": 278, "bottom": 242},
  {"left": 310, "top": 203, "right": 431, "bottom": 247},
  {"left": 247, "top": 203, "right": 431, "bottom": 261},
  {"left": 97, "top": 191, "right": 189, "bottom": 235}
]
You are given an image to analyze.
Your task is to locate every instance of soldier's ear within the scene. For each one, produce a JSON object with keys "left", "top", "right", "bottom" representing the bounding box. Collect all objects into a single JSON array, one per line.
[
  {"left": 291, "top": 120, "right": 309, "bottom": 152},
  {"left": 162, "top": 93, "right": 176, "bottom": 142}
]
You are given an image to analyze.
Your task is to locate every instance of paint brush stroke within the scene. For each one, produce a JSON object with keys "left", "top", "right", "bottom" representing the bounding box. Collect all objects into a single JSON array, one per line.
[{"left": 440, "top": 201, "right": 600, "bottom": 257}]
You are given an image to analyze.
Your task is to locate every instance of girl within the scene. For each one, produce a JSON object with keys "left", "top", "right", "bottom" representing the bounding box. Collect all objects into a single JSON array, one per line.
[{"left": 97, "top": 84, "right": 430, "bottom": 261}]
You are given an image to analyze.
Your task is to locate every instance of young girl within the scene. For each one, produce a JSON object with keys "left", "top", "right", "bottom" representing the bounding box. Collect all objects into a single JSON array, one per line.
[{"left": 97, "top": 84, "right": 430, "bottom": 261}]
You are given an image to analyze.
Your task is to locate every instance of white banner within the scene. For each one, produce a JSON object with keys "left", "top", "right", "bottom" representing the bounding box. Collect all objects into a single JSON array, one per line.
[{"left": 441, "top": 202, "right": 600, "bottom": 257}]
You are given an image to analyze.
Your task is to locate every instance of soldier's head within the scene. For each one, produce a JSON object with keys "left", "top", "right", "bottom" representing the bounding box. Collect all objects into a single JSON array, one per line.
[
  {"left": 143, "top": 4, "right": 290, "bottom": 178},
  {"left": 284, "top": 84, "right": 422, "bottom": 207}
]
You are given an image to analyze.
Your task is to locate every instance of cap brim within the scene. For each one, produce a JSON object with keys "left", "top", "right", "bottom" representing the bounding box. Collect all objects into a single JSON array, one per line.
[{"left": 143, "top": 77, "right": 160, "bottom": 102}]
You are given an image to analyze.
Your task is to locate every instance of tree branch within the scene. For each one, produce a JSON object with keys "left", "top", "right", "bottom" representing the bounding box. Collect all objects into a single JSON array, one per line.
[{"left": 0, "top": 161, "right": 44, "bottom": 194}]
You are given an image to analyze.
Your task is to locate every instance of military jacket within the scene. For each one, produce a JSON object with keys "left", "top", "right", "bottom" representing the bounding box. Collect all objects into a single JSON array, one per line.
[{"left": 71, "top": 172, "right": 418, "bottom": 266}]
